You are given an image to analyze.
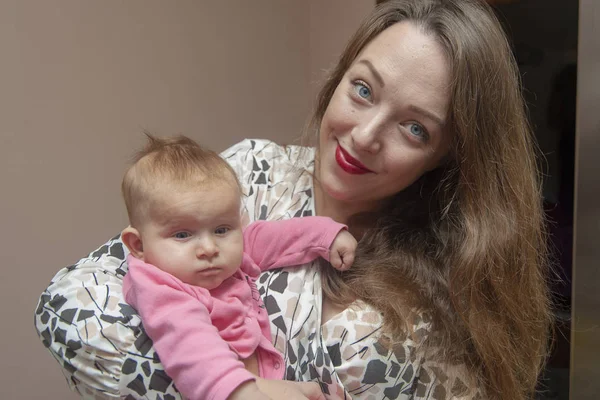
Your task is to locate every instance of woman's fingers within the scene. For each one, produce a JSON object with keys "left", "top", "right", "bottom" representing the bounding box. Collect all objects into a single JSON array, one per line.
[
  {"left": 291, "top": 382, "right": 326, "bottom": 400},
  {"left": 255, "top": 378, "right": 324, "bottom": 400}
]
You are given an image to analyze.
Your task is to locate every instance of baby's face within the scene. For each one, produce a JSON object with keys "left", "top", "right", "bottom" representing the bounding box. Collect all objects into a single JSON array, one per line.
[{"left": 138, "top": 183, "right": 244, "bottom": 290}]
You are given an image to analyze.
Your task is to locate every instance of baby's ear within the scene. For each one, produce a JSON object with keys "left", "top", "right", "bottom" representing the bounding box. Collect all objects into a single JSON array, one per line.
[{"left": 121, "top": 226, "right": 144, "bottom": 259}]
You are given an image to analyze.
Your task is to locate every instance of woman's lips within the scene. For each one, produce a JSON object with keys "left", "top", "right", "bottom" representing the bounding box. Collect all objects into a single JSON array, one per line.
[{"left": 335, "top": 145, "right": 373, "bottom": 175}]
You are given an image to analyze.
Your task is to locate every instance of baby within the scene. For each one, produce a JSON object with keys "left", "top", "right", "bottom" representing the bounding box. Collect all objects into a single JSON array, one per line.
[{"left": 121, "top": 134, "right": 356, "bottom": 400}]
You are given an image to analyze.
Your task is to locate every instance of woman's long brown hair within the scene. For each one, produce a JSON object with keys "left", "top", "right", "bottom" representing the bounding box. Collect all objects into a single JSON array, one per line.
[{"left": 310, "top": 1, "right": 552, "bottom": 398}]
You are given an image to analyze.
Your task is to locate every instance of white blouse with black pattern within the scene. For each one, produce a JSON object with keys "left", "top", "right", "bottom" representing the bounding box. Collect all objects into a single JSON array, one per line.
[{"left": 35, "top": 139, "right": 476, "bottom": 400}]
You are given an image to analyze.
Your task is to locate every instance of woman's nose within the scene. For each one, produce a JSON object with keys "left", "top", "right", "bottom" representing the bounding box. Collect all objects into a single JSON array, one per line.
[
  {"left": 351, "top": 113, "right": 383, "bottom": 153},
  {"left": 196, "top": 236, "right": 218, "bottom": 259}
]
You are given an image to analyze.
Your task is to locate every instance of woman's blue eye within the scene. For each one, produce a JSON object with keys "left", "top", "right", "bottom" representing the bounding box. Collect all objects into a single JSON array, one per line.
[
  {"left": 174, "top": 232, "right": 191, "bottom": 239},
  {"left": 407, "top": 123, "right": 428, "bottom": 140},
  {"left": 410, "top": 124, "right": 424, "bottom": 136},
  {"left": 215, "top": 227, "right": 230, "bottom": 235},
  {"left": 354, "top": 82, "right": 371, "bottom": 99}
]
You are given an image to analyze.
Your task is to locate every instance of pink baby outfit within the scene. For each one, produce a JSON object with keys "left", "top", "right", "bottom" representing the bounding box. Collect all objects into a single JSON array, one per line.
[{"left": 123, "top": 216, "right": 345, "bottom": 400}]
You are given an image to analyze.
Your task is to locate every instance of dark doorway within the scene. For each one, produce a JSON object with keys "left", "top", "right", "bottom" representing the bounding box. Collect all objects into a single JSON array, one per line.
[{"left": 493, "top": 1, "right": 577, "bottom": 399}]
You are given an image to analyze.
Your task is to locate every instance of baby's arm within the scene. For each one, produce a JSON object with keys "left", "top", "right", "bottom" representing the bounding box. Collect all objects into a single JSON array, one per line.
[
  {"left": 243, "top": 216, "right": 356, "bottom": 271},
  {"left": 124, "top": 256, "right": 259, "bottom": 400}
]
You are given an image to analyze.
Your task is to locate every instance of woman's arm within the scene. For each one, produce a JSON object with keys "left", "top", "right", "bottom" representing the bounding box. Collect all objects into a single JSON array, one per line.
[{"left": 34, "top": 235, "right": 137, "bottom": 397}]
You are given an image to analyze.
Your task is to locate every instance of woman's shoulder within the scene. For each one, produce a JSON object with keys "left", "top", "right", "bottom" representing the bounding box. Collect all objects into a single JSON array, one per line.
[
  {"left": 221, "top": 138, "right": 314, "bottom": 175},
  {"left": 223, "top": 139, "right": 316, "bottom": 223}
]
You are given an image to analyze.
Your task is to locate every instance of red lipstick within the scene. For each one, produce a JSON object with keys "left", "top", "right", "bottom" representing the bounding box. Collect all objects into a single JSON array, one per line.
[{"left": 335, "top": 145, "right": 373, "bottom": 175}]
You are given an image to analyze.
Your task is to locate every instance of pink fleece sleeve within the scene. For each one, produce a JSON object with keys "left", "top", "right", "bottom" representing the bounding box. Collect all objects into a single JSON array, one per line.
[
  {"left": 243, "top": 216, "right": 347, "bottom": 272},
  {"left": 123, "top": 256, "right": 254, "bottom": 400}
]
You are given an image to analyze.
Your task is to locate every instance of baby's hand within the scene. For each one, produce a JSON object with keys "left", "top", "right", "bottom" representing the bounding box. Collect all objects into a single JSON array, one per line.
[{"left": 329, "top": 229, "right": 357, "bottom": 271}]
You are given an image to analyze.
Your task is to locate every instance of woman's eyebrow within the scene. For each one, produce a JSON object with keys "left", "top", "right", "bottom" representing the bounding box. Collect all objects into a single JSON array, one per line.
[
  {"left": 409, "top": 105, "right": 445, "bottom": 127},
  {"left": 357, "top": 59, "right": 385, "bottom": 87}
]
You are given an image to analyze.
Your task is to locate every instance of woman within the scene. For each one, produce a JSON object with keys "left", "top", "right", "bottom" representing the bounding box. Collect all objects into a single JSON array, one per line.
[{"left": 35, "top": 0, "right": 551, "bottom": 399}]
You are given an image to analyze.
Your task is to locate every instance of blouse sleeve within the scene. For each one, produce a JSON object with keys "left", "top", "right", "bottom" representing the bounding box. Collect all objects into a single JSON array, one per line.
[{"left": 33, "top": 234, "right": 140, "bottom": 397}]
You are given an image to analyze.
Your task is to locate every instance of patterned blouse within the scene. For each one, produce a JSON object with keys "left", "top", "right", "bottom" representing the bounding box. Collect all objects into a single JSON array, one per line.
[{"left": 35, "top": 139, "right": 477, "bottom": 399}]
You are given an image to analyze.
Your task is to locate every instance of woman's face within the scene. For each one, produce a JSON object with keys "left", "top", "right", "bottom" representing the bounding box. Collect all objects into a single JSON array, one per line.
[{"left": 318, "top": 21, "right": 452, "bottom": 211}]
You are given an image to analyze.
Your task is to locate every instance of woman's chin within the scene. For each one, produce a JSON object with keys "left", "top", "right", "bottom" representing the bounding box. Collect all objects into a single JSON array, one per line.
[
  {"left": 318, "top": 163, "right": 376, "bottom": 206},
  {"left": 320, "top": 178, "right": 361, "bottom": 203}
]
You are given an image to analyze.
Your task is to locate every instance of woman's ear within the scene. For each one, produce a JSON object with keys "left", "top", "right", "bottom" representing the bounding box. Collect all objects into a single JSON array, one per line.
[{"left": 121, "top": 226, "right": 144, "bottom": 260}]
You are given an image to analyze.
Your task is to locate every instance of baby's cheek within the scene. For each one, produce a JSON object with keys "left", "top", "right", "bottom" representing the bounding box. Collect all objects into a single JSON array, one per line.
[{"left": 231, "top": 235, "right": 245, "bottom": 264}]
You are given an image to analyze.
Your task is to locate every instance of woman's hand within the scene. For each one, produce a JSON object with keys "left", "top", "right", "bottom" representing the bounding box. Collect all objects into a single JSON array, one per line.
[
  {"left": 228, "top": 380, "right": 272, "bottom": 400},
  {"left": 255, "top": 378, "right": 326, "bottom": 400},
  {"left": 329, "top": 229, "right": 357, "bottom": 271}
]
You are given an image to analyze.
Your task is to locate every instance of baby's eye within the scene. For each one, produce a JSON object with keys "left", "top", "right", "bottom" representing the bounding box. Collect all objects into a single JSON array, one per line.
[
  {"left": 353, "top": 81, "right": 372, "bottom": 100},
  {"left": 215, "top": 227, "right": 230, "bottom": 235},
  {"left": 173, "top": 232, "right": 191, "bottom": 239}
]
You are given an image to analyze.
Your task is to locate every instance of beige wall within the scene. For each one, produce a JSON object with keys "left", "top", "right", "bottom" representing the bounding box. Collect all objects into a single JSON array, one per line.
[
  {"left": 0, "top": 1, "right": 371, "bottom": 398},
  {"left": 309, "top": 0, "right": 375, "bottom": 102}
]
